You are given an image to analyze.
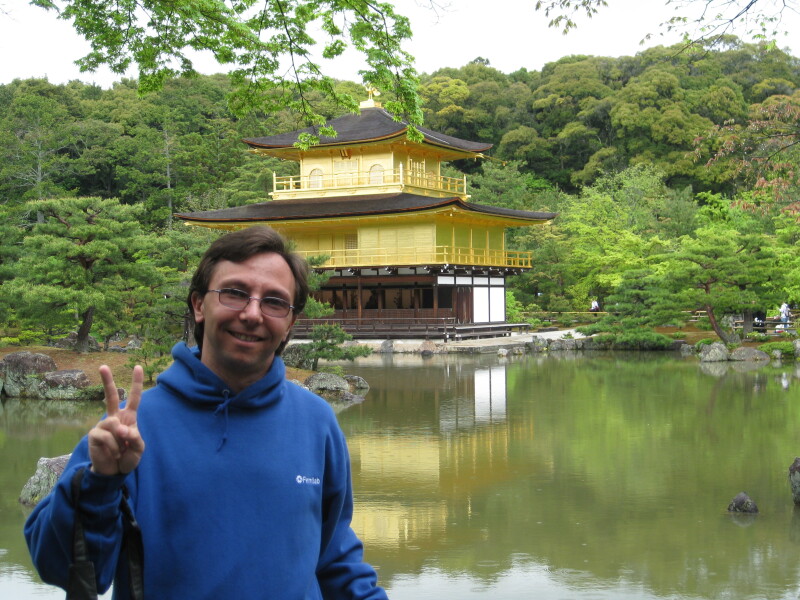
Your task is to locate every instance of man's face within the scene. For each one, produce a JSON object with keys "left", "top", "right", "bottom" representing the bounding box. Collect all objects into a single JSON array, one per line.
[{"left": 191, "top": 252, "right": 297, "bottom": 392}]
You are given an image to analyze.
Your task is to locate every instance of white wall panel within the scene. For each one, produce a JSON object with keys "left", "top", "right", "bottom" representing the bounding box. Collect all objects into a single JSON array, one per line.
[
  {"left": 489, "top": 286, "right": 505, "bottom": 322},
  {"left": 474, "top": 287, "right": 489, "bottom": 323}
]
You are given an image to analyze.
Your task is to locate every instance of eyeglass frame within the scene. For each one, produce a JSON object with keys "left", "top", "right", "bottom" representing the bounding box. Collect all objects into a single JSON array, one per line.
[{"left": 207, "top": 288, "right": 295, "bottom": 318}]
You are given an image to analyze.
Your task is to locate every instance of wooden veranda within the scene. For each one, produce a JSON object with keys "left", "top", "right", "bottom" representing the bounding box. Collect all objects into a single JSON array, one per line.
[{"left": 292, "top": 309, "right": 530, "bottom": 341}]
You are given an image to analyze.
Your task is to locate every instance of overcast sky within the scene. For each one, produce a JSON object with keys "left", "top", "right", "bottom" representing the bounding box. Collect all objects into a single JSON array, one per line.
[{"left": 1, "top": 0, "right": 797, "bottom": 88}]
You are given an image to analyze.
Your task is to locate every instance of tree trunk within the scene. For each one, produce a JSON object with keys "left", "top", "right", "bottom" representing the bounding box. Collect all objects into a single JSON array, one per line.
[
  {"left": 742, "top": 309, "right": 754, "bottom": 334},
  {"left": 705, "top": 306, "right": 733, "bottom": 344},
  {"left": 75, "top": 306, "right": 95, "bottom": 353}
]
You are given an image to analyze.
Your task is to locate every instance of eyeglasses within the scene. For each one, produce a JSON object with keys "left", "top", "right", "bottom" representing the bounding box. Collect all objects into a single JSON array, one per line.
[{"left": 208, "top": 288, "right": 294, "bottom": 318}]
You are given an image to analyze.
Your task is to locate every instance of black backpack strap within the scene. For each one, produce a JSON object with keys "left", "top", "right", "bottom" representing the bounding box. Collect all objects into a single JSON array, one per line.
[
  {"left": 66, "top": 467, "right": 145, "bottom": 600},
  {"left": 67, "top": 467, "right": 98, "bottom": 600},
  {"left": 120, "top": 486, "right": 145, "bottom": 600}
]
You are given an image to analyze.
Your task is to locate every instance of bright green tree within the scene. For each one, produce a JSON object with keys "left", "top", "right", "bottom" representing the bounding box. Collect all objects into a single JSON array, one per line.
[
  {"left": 30, "top": 0, "right": 422, "bottom": 135},
  {"left": 0, "top": 196, "right": 161, "bottom": 351},
  {"left": 652, "top": 196, "right": 785, "bottom": 341}
]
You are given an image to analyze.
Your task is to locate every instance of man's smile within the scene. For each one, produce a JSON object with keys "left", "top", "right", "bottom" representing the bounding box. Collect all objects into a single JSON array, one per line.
[{"left": 229, "top": 331, "right": 263, "bottom": 342}]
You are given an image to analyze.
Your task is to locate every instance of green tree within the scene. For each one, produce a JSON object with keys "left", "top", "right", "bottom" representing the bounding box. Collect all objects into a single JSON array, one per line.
[
  {"left": 0, "top": 79, "right": 81, "bottom": 206},
  {"left": 30, "top": 0, "right": 422, "bottom": 135},
  {"left": 0, "top": 196, "right": 161, "bottom": 351},
  {"left": 303, "top": 323, "right": 372, "bottom": 371},
  {"left": 652, "top": 196, "right": 784, "bottom": 341},
  {"left": 124, "top": 226, "right": 219, "bottom": 380}
]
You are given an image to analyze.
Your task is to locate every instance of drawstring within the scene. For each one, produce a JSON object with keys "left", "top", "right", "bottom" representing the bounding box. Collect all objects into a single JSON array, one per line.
[{"left": 214, "top": 389, "right": 233, "bottom": 451}]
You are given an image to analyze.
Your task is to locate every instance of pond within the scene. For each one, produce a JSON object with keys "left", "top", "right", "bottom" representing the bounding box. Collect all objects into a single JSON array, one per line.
[{"left": 2, "top": 351, "right": 799, "bottom": 599}]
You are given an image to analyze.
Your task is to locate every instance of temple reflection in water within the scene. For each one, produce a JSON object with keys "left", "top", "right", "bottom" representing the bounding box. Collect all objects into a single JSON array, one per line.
[{"left": 347, "top": 361, "right": 513, "bottom": 549}]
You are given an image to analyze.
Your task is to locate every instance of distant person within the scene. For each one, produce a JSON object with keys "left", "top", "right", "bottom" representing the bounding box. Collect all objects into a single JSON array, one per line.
[
  {"left": 780, "top": 302, "right": 791, "bottom": 323},
  {"left": 24, "top": 226, "right": 388, "bottom": 599},
  {"left": 590, "top": 300, "right": 600, "bottom": 312}
]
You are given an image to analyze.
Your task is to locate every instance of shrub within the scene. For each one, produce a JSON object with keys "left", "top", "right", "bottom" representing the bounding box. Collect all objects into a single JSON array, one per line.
[
  {"left": 0, "top": 329, "right": 46, "bottom": 346},
  {"left": 613, "top": 331, "right": 674, "bottom": 350},
  {"left": 745, "top": 332, "right": 770, "bottom": 342},
  {"left": 757, "top": 341, "right": 796, "bottom": 358},
  {"left": 586, "top": 330, "right": 673, "bottom": 350},
  {"left": 694, "top": 338, "right": 717, "bottom": 352}
]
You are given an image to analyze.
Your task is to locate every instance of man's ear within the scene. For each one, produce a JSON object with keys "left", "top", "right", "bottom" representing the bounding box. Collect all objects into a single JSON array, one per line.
[
  {"left": 190, "top": 292, "right": 205, "bottom": 323},
  {"left": 281, "top": 313, "right": 298, "bottom": 342}
]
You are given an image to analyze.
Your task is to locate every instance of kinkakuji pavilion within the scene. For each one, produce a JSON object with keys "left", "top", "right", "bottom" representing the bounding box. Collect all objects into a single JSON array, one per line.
[{"left": 175, "top": 95, "right": 557, "bottom": 339}]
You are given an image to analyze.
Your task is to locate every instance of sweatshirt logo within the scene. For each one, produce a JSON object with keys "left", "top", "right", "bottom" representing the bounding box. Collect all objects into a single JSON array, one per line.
[{"left": 296, "top": 475, "right": 320, "bottom": 485}]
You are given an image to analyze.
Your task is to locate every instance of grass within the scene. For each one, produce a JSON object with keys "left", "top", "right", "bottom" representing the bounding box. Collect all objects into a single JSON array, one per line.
[{"left": 0, "top": 346, "right": 313, "bottom": 391}]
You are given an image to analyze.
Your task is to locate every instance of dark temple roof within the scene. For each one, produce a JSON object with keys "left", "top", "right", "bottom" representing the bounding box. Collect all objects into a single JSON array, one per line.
[
  {"left": 175, "top": 193, "right": 557, "bottom": 224},
  {"left": 243, "top": 108, "right": 493, "bottom": 154}
]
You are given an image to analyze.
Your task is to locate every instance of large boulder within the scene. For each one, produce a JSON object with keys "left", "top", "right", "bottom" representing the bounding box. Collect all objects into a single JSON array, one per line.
[
  {"left": 304, "top": 372, "right": 365, "bottom": 413},
  {"left": 699, "top": 342, "right": 729, "bottom": 362},
  {"left": 19, "top": 454, "right": 70, "bottom": 506},
  {"left": 526, "top": 336, "right": 548, "bottom": 353},
  {"left": 729, "top": 347, "right": 770, "bottom": 362},
  {"left": 0, "top": 352, "right": 57, "bottom": 397},
  {"left": 343, "top": 374, "right": 369, "bottom": 396},
  {"left": 304, "top": 372, "right": 350, "bottom": 400},
  {"left": 549, "top": 338, "right": 577, "bottom": 351},
  {"left": 40, "top": 369, "right": 99, "bottom": 401}
]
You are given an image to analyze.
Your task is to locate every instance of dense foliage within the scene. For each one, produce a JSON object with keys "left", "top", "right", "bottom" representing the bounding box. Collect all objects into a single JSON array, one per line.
[
  {"left": 31, "top": 0, "right": 422, "bottom": 136},
  {"left": 1, "top": 37, "right": 798, "bottom": 351}
]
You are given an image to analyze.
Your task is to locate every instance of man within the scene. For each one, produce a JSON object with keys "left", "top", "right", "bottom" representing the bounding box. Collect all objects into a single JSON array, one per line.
[{"left": 25, "top": 226, "right": 388, "bottom": 599}]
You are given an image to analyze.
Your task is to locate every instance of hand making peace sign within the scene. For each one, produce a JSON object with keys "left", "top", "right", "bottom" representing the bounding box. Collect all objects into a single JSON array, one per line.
[{"left": 88, "top": 365, "right": 146, "bottom": 476}]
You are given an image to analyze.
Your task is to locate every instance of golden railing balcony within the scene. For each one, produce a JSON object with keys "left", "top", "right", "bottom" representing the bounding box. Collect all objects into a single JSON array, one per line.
[
  {"left": 296, "top": 246, "right": 532, "bottom": 269},
  {"left": 273, "top": 166, "right": 467, "bottom": 198}
]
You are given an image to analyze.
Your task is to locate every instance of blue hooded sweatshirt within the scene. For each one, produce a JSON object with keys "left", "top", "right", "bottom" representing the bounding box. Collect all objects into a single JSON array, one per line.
[{"left": 25, "top": 342, "right": 387, "bottom": 599}]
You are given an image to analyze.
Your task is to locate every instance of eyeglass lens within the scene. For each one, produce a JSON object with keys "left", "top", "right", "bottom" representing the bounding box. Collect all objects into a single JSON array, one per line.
[{"left": 215, "top": 289, "right": 291, "bottom": 317}]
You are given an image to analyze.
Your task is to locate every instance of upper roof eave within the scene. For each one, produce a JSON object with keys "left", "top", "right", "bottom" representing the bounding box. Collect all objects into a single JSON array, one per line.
[
  {"left": 174, "top": 193, "right": 557, "bottom": 224},
  {"left": 242, "top": 107, "right": 493, "bottom": 155}
]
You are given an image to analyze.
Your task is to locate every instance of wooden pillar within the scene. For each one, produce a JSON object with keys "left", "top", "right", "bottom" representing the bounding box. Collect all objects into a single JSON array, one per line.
[{"left": 357, "top": 275, "right": 362, "bottom": 320}]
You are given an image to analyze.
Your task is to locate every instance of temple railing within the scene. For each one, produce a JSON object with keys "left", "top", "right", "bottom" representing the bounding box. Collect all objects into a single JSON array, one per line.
[
  {"left": 295, "top": 246, "right": 532, "bottom": 269},
  {"left": 273, "top": 165, "right": 467, "bottom": 197}
]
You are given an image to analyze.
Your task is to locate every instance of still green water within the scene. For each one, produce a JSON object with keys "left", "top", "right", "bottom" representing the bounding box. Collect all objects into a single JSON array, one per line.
[{"left": 1, "top": 352, "right": 799, "bottom": 599}]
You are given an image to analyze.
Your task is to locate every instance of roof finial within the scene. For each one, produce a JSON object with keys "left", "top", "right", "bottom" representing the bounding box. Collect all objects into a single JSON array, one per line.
[{"left": 360, "top": 84, "right": 382, "bottom": 109}]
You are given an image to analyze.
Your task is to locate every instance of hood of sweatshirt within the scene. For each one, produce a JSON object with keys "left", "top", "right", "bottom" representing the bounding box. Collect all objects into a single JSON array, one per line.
[
  {"left": 156, "top": 343, "right": 288, "bottom": 449},
  {"left": 158, "top": 342, "right": 288, "bottom": 409}
]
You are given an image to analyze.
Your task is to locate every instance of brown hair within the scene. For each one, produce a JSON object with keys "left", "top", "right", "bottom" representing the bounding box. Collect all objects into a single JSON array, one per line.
[{"left": 187, "top": 226, "right": 309, "bottom": 356}]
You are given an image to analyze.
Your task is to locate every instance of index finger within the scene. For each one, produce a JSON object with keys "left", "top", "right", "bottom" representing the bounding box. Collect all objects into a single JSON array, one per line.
[
  {"left": 123, "top": 365, "right": 145, "bottom": 414},
  {"left": 99, "top": 364, "right": 120, "bottom": 416}
]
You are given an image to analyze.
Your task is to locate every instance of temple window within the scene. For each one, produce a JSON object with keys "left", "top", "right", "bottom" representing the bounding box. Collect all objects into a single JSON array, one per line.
[
  {"left": 309, "top": 168, "right": 323, "bottom": 189},
  {"left": 369, "top": 164, "right": 384, "bottom": 184}
]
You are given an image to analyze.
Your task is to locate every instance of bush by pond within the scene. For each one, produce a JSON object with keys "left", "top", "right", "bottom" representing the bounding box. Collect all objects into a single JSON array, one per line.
[
  {"left": 757, "top": 341, "right": 796, "bottom": 358},
  {"left": 590, "top": 330, "right": 674, "bottom": 350}
]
